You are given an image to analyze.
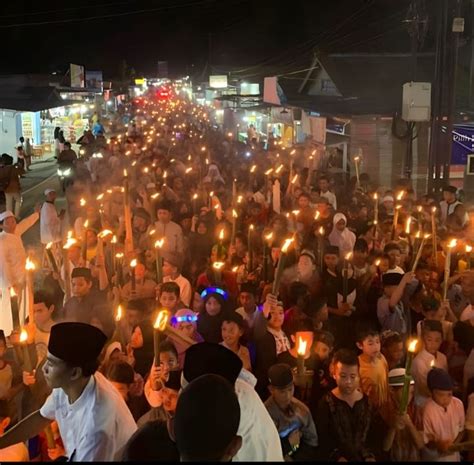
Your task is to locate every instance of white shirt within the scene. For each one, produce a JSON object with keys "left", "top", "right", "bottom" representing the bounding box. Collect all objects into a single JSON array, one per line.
[
  {"left": 423, "top": 396, "right": 464, "bottom": 462},
  {"left": 236, "top": 306, "right": 259, "bottom": 328},
  {"left": 320, "top": 190, "right": 337, "bottom": 210},
  {"left": 233, "top": 378, "right": 283, "bottom": 462},
  {"left": 40, "top": 202, "right": 62, "bottom": 244},
  {"left": 153, "top": 220, "right": 184, "bottom": 255},
  {"left": 40, "top": 372, "right": 137, "bottom": 461},
  {"left": 163, "top": 274, "right": 192, "bottom": 307},
  {"left": 412, "top": 348, "right": 448, "bottom": 408},
  {"left": 0, "top": 212, "right": 39, "bottom": 288}
]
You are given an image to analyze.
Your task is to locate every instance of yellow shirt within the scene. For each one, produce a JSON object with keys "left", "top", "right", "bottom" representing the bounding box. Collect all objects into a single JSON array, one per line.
[{"left": 358, "top": 353, "right": 389, "bottom": 408}]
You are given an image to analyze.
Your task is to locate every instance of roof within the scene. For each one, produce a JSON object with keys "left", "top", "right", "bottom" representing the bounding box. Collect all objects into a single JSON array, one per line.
[
  {"left": 0, "top": 86, "right": 73, "bottom": 112},
  {"left": 279, "top": 53, "right": 436, "bottom": 116}
]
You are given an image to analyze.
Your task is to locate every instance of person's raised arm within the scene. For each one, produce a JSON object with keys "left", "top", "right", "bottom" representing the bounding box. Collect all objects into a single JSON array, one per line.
[
  {"left": 0, "top": 410, "right": 51, "bottom": 450},
  {"left": 389, "top": 271, "right": 415, "bottom": 308}
]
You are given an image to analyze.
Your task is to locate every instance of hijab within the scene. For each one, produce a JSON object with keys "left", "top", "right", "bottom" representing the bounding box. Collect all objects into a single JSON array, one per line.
[{"left": 328, "top": 213, "right": 356, "bottom": 258}]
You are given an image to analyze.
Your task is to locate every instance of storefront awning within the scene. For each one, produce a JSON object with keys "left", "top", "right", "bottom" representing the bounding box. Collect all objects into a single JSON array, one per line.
[{"left": 0, "top": 86, "right": 75, "bottom": 112}]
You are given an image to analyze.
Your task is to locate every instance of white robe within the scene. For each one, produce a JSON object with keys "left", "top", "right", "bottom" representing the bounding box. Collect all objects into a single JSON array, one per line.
[
  {"left": 0, "top": 212, "right": 39, "bottom": 334},
  {"left": 40, "top": 202, "right": 62, "bottom": 244}
]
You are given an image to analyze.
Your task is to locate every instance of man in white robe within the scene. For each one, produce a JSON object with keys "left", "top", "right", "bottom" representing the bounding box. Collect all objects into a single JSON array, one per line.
[{"left": 40, "top": 188, "right": 63, "bottom": 245}]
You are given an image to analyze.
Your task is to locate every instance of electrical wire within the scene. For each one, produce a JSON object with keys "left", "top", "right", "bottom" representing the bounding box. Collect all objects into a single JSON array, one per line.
[{"left": 0, "top": 0, "right": 217, "bottom": 28}]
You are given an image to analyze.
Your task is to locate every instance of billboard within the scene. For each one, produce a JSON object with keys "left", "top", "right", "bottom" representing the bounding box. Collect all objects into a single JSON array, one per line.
[
  {"left": 263, "top": 76, "right": 287, "bottom": 106},
  {"left": 452, "top": 125, "right": 474, "bottom": 164},
  {"left": 209, "top": 75, "right": 228, "bottom": 89},
  {"left": 70, "top": 64, "right": 85, "bottom": 88},
  {"left": 85, "top": 70, "right": 103, "bottom": 92}
]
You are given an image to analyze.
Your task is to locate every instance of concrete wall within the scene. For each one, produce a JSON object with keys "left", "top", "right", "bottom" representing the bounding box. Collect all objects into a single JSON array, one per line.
[{"left": 0, "top": 110, "right": 20, "bottom": 158}]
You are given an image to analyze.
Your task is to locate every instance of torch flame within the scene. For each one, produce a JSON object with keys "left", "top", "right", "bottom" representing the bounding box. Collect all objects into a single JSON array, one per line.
[
  {"left": 123, "top": 169, "right": 128, "bottom": 177},
  {"left": 154, "top": 239, "right": 165, "bottom": 249},
  {"left": 291, "top": 174, "right": 298, "bottom": 184},
  {"left": 297, "top": 336, "right": 307, "bottom": 356},
  {"left": 193, "top": 193, "right": 198, "bottom": 200},
  {"left": 213, "top": 261, "right": 225, "bottom": 270},
  {"left": 264, "top": 168, "right": 273, "bottom": 176},
  {"left": 232, "top": 209, "right": 238, "bottom": 218},
  {"left": 281, "top": 238, "right": 294, "bottom": 254},
  {"left": 415, "top": 231, "right": 421, "bottom": 238},
  {"left": 96, "top": 193, "right": 104, "bottom": 201},
  {"left": 97, "top": 229, "right": 113, "bottom": 239},
  {"left": 115, "top": 252, "right": 124, "bottom": 259},
  {"left": 466, "top": 245, "right": 473, "bottom": 253},
  {"left": 265, "top": 232, "right": 274, "bottom": 242},
  {"left": 232, "top": 266, "right": 239, "bottom": 273},
  {"left": 111, "top": 235, "right": 117, "bottom": 244},
  {"left": 249, "top": 224, "right": 254, "bottom": 231},
  {"left": 25, "top": 257, "right": 35, "bottom": 271},
  {"left": 396, "top": 191, "right": 404, "bottom": 201},
  {"left": 448, "top": 239, "right": 457, "bottom": 249},
  {"left": 185, "top": 167, "right": 192, "bottom": 174},
  {"left": 345, "top": 252, "right": 353, "bottom": 261},
  {"left": 405, "top": 217, "right": 412, "bottom": 234},
  {"left": 314, "top": 211, "right": 321, "bottom": 220},
  {"left": 218, "top": 229, "right": 224, "bottom": 240},
  {"left": 154, "top": 310, "right": 169, "bottom": 331},
  {"left": 431, "top": 206, "right": 437, "bottom": 214},
  {"left": 250, "top": 165, "right": 257, "bottom": 173},
  {"left": 375, "top": 259, "right": 381, "bottom": 267},
  {"left": 237, "top": 195, "right": 243, "bottom": 204},
  {"left": 130, "top": 259, "right": 138, "bottom": 268},
  {"left": 19, "top": 328, "right": 28, "bottom": 343},
  {"left": 46, "top": 242, "right": 53, "bottom": 250},
  {"left": 373, "top": 193, "right": 378, "bottom": 200},
  {"left": 318, "top": 226, "right": 324, "bottom": 235},
  {"left": 275, "top": 164, "right": 284, "bottom": 174},
  {"left": 9, "top": 288, "right": 16, "bottom": 297},
  {"left": 408, "top": 339, "right": 418, "bottom": 353},
  {"left": 292, "top": 210, "right": 300, "bottom": 216},
  {"left": 430, "top": 359, "right": 435, "bottom": 368},
  {"left": 115, "top": 305, "right": 123, "bottom": 322},
  {"left": 80, "top": 198, "right": 86, "bottom": 207}
]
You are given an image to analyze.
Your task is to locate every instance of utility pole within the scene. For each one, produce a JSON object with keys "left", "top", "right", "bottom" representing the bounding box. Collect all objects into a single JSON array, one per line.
[{"left": 404, "top": 0, "right": 428, "bottom": 180}]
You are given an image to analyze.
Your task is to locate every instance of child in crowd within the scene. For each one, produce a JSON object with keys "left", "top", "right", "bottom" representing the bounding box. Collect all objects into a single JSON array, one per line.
[
  {"left": 265, "top": 363, "right": 318, "bottom": 461},
  {"left": 381, "top": 330, "right": 404, "bottom": 371},
  {"left": 158, "top": 282, "right": 184, "bottom": 315},
  {"left": 144, "top": 340, "right": 180, "bottom": 409},
  {"left": 356, "top": 327, "right": 389, "bottom": 409},
  {"left": 316, "top": 349, "right": 375, "bottom": 461},
  {"left": 162, "top": 251, "right": 192, "bottom": 307},
  {"left": 416, "top": 296, "right": 455, "bottom": 345},
  {"left": 121, "top": 262, "right": 157, "bottom": 306},
  {"left": 254, "top": 294, "right": 291, "bottom": 399},
  {"left": 377, "top": 272, "right": 415, "bottom": 336},
  {"left": 235, "top": 282, "right": 259, "bottom": 331},
  {"left": 423, "top": 368, "right": 465, "bottom": 461},
  {"left": 411, "top": 319, "right": 448, "bottom": 408},
  {"left": 382, "top": 368, "right": 424, "bottom": 461},
  {"left": 309, "top": 330, "right": 336, "bottom": 415},
  {"left": 384, "top": 243, "right": 404, "bottom": 274},
  {"left": 106, "top": 360, "right": 149, "bottom": 421},
  {"left": 220, "top": 312, "right": 252, "bottom": 372},
  {"left": 197, "top": 287, "right": 231, "bottom": 344},
  {"left": 169, "top": 309, "right": 203, "bottom": 368}
]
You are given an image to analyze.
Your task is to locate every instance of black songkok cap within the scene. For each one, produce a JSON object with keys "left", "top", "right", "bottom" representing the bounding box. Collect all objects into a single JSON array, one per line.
[
  {"left": 268, "top": 363, "right": 294, "bottom": 388},
  {"left": 324, "top": 245, "right": 340, "bottom": 256},
  {"left": 48, "top": 322, "right": 107, "bottom": 366},
  {"left": 71, "top": 267, "right": 92, "bottom": 280},
  {"left": 427, "top": 368, "right": 454, "bottom": 391},
  {"left": 183, "top": 342, "right": 242, "bottom": 385}
]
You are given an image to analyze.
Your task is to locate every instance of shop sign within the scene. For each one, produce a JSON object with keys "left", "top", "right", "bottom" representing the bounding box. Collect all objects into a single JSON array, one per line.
[
  {"left": 21, "top": 113, "right": 34, "bottom": 139},
  {"left": 70, "top": 64, "right": 85, "bottom": 88},
  {"left": 209, "top": 75, "right": 228, "bottom": 89}
]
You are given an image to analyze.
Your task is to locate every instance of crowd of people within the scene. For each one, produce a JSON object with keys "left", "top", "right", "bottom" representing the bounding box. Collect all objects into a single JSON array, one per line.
[{"left": 0, "top": 87, "right": 472, "bottom": 461}]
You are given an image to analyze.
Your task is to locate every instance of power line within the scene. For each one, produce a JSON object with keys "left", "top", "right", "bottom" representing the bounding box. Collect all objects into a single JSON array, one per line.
[
  {"left": 0, "top": 0, "right": 216, "bottom": 28},
  {"left": 0, "top": 1, "right": 134, "bottom": 18}
]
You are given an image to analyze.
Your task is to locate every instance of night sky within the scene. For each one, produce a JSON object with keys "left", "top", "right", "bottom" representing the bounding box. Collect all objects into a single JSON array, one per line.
[{"left": 1, "top": 0, "right": 419, "bottom": 79}]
